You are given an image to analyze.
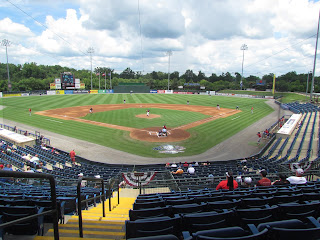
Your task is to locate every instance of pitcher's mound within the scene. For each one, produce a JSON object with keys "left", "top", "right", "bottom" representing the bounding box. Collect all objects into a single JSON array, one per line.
[
  {"left": 136, "top": 114, "right": 161, "bottom": 119},
  {"left": 130, "top": 127, "right": 190, "bottom": 142}
]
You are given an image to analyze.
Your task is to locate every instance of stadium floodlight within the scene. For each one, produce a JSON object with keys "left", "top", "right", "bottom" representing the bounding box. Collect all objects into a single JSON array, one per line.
[
  {"left": 166, "top": 50, "right": 173, "bottom": 90},
  {"left": 87, "top": 47, "right": 94, "bottom": 90},
  {"left": 240, "top": 44, "right": 248, "bottom": 90},
  {"left": 2, "top": 39, "right": 11, "bottom": 91}
]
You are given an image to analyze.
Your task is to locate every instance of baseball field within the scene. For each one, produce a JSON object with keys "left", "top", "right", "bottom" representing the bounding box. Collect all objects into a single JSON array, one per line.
[{"left": 0, "top": 93, "right": 274, "bottom": 158}]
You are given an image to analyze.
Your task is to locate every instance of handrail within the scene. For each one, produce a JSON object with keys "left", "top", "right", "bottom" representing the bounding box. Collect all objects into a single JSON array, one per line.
[
  {"left": 77, "top": 177, "right": 105, "bottom": 238},
  {"left": 0, "top": 170, "right": 59, "bottom": 240}
]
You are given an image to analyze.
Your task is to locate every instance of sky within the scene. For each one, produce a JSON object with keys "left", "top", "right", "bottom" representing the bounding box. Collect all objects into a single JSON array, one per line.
[{"left": 0, "top": 0, "right": 320, "bottom": 78}]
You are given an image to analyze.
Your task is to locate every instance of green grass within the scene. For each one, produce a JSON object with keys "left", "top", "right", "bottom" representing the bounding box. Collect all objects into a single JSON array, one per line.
[
  {"left": 82, "top": 108, "right": 210, "bottom": 128},
  {"left": 0, "top": 94, "right": 274, "bottom": 157},
  {"left": 219, "top": 90, "right": 307, "bottom": 103}
]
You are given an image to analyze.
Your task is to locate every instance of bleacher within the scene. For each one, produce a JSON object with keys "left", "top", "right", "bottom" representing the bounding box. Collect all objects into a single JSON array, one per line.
[{"left": 0, "top": 102, "right": 320, "bottom": 239}]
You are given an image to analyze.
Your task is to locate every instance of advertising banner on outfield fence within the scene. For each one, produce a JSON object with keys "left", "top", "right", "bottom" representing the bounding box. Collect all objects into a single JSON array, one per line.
[
  {"left": 165, "top": 90, "right": 173, "bottom": 94},
  {"left": 47, "top": 91, "right": 56, "bottom": 95},
  {"left": 21, "top": 93, "right": 30, "bottom": 97},
  {"left": 55, "top": 90, "right": 65, "bottom": 95},
  {"left": 80, "top": 83, "right": 85, "bottom": 89},
  {"left": 64, "top": 90, "right": 73, "bottom": 94},
  {"left": 173, "top": 92, "right": 193, "bottom": 94},
  {"left": 150, "top": 90, "right": 157, "bottom": 93},
  {"left": 90, "top": 90, "right": 99, "bottom": 94},
  {"left": 74, "top": 90, "right": 89, "bottom": 94},
  {"left": 3, "top": 93, "right": 22, "bottom": 97},
  {"left": 157, "top": 90, "right": 165, "bottom": 94}
]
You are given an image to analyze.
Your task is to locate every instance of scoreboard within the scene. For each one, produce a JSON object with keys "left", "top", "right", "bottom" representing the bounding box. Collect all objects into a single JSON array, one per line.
[{"left": 61, "top": 72, "right": 75, "bottom": 89}]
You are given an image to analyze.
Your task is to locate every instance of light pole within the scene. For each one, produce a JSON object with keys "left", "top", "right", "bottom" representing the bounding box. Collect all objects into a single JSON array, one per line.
[
  {"left": 240, "top": 44, "right": 248, "bottom": 90},
  {"left": 310, "top": 8, "right": 320, "bottom": 102},
  {"left": 166, "top": 50, "right": 172, "bottom": 90},
  {"left": 87, "top": 47, "right": 94, "bottom": 90},
  {"left": 306, "top": 71, "right": 312, "bottom": 102},
  {"left": 2, "top": 39, "right": 11, "bottom": 91}
]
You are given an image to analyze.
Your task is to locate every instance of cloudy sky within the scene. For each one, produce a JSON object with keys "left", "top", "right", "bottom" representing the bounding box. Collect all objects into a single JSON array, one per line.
[{"left": 0, "top": 0, "right": 319, "bottom": 77}]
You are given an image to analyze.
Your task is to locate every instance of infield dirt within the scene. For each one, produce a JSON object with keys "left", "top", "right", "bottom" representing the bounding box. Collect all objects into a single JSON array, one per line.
[{"left": 36, "top": 104, "right": 238, "bottom": 142}]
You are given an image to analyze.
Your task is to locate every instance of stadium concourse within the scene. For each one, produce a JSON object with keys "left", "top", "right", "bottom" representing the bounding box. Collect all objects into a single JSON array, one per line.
[{"left": 0, "top": 100, "right": 290, "bottom": 165}]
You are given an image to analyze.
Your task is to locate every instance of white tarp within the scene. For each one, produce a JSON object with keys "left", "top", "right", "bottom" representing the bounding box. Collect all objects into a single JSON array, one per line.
[
  {"left": 277, "top": 114, "right": 302, "bottom": 135},
  {"left": 0, "top": 128, "right": 35, "bottom": 147}
]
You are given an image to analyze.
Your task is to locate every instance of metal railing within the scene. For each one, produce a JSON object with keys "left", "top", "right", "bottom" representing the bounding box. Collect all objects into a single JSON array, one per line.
[
  {"left": 77, "top": 177, "right": 105, "bottom": 238},
  {"left": 0, "top": 171, "right": 59, "bottom": 240},
  {"left": 76, "top": 176, "right": 121, "bottom": 238}
]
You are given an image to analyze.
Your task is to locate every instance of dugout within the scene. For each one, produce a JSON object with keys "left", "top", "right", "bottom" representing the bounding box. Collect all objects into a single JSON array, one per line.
[{"left": 113, "top": 83, "right": 150, "bottom": 93}]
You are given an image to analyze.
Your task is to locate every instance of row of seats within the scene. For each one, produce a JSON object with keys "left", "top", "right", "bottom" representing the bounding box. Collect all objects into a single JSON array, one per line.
[{"left": 126, "top": 215, "right": 320, "bottom": 239}]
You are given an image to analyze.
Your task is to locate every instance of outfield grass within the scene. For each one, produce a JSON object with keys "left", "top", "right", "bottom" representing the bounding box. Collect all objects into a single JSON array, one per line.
[
  {"left": 0, "top": 94, "right": 274, "bottom": 157},
  {"left": 219, "top": 90, "right": 307, "bottom": 103}
]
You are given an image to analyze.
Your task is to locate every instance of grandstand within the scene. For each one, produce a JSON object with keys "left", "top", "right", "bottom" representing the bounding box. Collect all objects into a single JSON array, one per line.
[{"left": 1, "top": 102, "right": 320, "bottom": 239}]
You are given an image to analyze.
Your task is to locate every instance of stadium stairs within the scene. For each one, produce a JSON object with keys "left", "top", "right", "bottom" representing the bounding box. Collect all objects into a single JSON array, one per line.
[{"left": 34, "top": 189, "right": 139, "bottom": 240}]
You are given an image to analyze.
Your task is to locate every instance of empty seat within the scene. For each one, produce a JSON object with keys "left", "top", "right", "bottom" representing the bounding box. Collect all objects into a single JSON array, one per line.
[
  {"left": 188, "top": 226, "right": 268, "bottom": 240},
  {"left": 125, "top": 216, "right": 181, "bottom": 239}
]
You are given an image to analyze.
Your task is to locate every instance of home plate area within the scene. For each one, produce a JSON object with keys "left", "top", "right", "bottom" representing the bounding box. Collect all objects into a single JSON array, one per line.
[
  {"left": 130, "top": 127, "right": 190, "bottom": 142},
  {"left": 147, "top": 130, "right": 171, "bottom": 137}
]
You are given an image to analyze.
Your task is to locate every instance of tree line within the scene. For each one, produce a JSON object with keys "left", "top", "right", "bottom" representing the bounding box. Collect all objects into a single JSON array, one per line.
[{"left": 0, "top": 62, "right": 318, "bottom": 93}]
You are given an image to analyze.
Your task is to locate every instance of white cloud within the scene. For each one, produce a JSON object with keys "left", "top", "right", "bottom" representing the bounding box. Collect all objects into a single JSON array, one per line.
[
  {"left": 0, "top": 18, "right": 34, "bottom": 40},
  {"left": 0, "top": 0, "right": 319, "bottom": 77}
]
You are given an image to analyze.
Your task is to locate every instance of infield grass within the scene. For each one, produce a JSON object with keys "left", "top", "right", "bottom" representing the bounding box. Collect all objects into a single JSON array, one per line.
[
  {"left": 83, "top": 108, "right": 210, "bottom": 128},
  {"left": 0, "top": 94, "right": 274, "bottom": 157}
]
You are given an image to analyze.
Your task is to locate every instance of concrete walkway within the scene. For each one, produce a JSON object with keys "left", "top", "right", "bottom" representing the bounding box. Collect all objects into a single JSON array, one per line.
[{"left": 0, "top": 100, "right": 292, "bottom": 165}]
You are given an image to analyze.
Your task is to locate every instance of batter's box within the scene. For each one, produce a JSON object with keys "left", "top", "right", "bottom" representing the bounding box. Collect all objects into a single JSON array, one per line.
[{"left": 148, "top": 130, "right": 171, "bottom": 137}]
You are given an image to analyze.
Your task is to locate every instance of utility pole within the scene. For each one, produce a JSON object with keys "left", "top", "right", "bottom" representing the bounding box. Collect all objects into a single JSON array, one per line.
[
  {"left": 310, "top": 8, "right": 320, "bottom": 102},
  {"left": 240, "top": 44, "right": 248, "bottom": 90},
  {"left": 87, "top": 47, "right": 94, "bottom": 90},
  {"left": 166, "top": 50, "right": 172, "bottom": 91},
  {"left": 306, "top": 71, "right": 312, "bottom": 102},
  {"left": 2, "top": 39, "right": 11, "bottom": 91}
]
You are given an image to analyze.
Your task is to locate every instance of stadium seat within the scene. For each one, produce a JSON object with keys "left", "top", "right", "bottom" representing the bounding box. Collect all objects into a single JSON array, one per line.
[
  {"left": 125, "top": 216, "right": 181, "bottom": 239},
  {"left": 129, "top": 206, "right": 170, "bottom": 221},
  {"left": 182, "top": 210, "right": 234, "bottom": 233},
  {"left": 1, "top": 206, "right": 45, "bottom": 236},
  {"left": 235, "top": 205, "right": 278, "bottom": 225},
  {"left": 185, "top": 226, "right": 268, "bottom": 240},
  {"left": 278, "top": 201, "right": 320, "bottom": 220},
  {"left": 133, "top": 200, "right": 166, "bottom": 210},
  {"left": 250, "top": 217, "right": 320, "bottom": 240},
  {"left": 127, "top": 234, "right": 179, "bottom": 240}
]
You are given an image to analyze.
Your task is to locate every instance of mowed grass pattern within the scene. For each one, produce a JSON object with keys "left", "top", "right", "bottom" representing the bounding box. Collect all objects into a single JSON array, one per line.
[
  {"left": 0, "top": 94, "right": 274, "bottom": 157},
  {"left": 83, "top": 108, "right": 210, "bottom": 128}
]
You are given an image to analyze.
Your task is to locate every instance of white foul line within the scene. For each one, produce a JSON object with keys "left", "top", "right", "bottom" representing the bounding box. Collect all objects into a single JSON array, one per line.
[{"left": 46, "top": 119, "right": 63, "bottom": 123}]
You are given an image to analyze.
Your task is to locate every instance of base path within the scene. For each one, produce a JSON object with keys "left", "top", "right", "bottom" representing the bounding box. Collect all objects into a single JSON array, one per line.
[{"left": 36, "top": 104, "right": 238, "bottom": 143}]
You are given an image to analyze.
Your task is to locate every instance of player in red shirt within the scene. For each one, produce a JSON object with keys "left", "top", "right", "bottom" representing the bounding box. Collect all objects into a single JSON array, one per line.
[
  {"left": 257, "top": 132, "right": 262, "bottom": 145},
  {"left": 69, "top": 150, "right": 76, "bottom": 165}
]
